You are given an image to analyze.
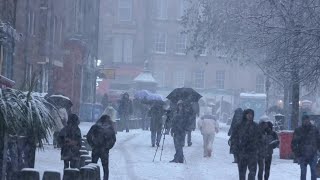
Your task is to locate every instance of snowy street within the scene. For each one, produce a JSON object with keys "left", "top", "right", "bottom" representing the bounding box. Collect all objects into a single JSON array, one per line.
[{"left": 36, "top": 122, "right": 304, "bottom": 180}]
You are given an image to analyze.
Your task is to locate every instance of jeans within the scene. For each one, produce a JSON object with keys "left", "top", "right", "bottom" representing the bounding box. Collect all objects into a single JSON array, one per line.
[
  {"left": 92, "top": 148, "right": 110, "bottom": 180},
  {"left": 151, "top": 130, "right": 162, "bottom": 146},
  {"left": 173, "top": 132, "right": 185, "bottom": 163},
  {"left": 238, "top": 154, "right": 257, "bottom": 180},
  {"left": 258, "top": 156, "right": 272, "bottom": 180},
  {"left": 300, "top": 155, "right": 318, "bottom": 180}
]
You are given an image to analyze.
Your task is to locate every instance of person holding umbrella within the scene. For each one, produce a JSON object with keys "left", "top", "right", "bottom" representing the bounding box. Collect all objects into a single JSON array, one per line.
[{"left": 170, "top": 100, "right": 189, "bottom": 163}]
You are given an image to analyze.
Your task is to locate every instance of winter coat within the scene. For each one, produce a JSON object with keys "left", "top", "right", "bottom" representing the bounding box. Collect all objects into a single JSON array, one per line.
[
  {"left": 198, "top": 116, "right": 219, "bottom": 135},
  {"left": 291, "top": 124, "right": 320, "bottom": 160},
  {"left": 184, "top": 103, "right": 196, "bottom": 131},
  {"left": 87, "top": 119, "right": 116, "bottom": 150},
  {"left": 58, "top": 125, "right": 82, "bottom": 161},
  {"left": 228, "top": 108, "right": 243, "bottom": 136},
  {"left": 230, "top": 117, "right": 262, "bottom": 156},
  {"left": 118, "top": 97, "right": 133, "bottom": 117},
  {"left": 171, "top": 108, "right": 190, "bottom": 134},
  {"left": 258, "top": 122, "right": 279, "bottom": 159},
  {"left": 148, "top": 104, "right": 165, "bottom": 132}
]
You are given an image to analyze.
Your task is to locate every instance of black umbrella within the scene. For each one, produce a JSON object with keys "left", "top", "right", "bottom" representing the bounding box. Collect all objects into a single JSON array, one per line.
[
  {"left": 47, "top": 94, "right": 73, "bottom": 109},
  {"left": 167, "top": 88, "right": 202, "bottom": 103}
]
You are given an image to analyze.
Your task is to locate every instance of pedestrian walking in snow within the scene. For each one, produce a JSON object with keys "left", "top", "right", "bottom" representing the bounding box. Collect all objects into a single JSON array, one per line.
[
  {"left": 118, "top": 92, "right": 133, "bottom": 132},
  {"left": 184, "top": 101, "right": 199, "bottom": 147},
  {"left": 170, "top": 100, "right": 189, "bottom": 163},
  {"left": 198, "top": 114, "right": 219, "bottom": 157},
  {"left": 58, "top": 114, "right": 82, "bottom": 169},
  {"left": 230, "top": 109, "right": 262, "bottom": 180},
  {"left": 87, "top": 115, "right": 116, "bottom": 180},
  {"left": 228, "top": 108, "right": 243, "bottom": 163},
  {"left": 148, "top": 102, "right": 165, "bottom": 147},
  {"left": 291, "top": 115, "right": 320, "bottom": 180},
  {"left": 257, "top": 118, "right": 279, "bottom": 180}
]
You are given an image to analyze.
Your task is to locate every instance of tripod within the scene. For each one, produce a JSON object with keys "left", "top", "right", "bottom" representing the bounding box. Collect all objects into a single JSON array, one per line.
[{"left": 153, "top": 114, "right": 170, "bottom": 162}]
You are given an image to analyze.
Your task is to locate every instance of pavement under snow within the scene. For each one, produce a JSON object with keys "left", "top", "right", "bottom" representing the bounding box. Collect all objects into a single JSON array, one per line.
[{"left": 35, "top": 122, "right": 306, "bottom": 180}]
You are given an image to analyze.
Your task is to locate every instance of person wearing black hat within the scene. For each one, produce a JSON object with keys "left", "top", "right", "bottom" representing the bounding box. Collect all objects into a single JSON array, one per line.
[
  {"left": 292, "top": 114, "right": 320, "bottom": 180},
  {"left": 230, "top": 109, "right": 262, "bottom": 180}
]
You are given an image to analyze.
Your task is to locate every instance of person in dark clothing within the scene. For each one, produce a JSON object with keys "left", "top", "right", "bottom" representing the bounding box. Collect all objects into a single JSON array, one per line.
[
  {"left": 148, "top": 102, "right": 165, "bottom": 147},
  {"left": 291, "top": 115, "right": 320, "bottom": 180},
  {"left": 87, "top": 115, "right": 116, "bottom": 180},
  {"left": 184, "top": 102, "right": 199, "bottom": 147},
  {"left": 228, "top": 108, "right": 243, "bottom": 163},
  {"left": 230, "top": 109, "right": 262, "bottom": 180},
  {"left": 170, "top": 100, "right": 190, "bottom": 163},
  {"left": 58, "top": 114, "right": 82, "bottom": 169},
  {"left": 118, "top": 93, "right": 133, "bottom": 132},
  {"left": 257, "top": 119, "right": 279, "bottom": 180}
]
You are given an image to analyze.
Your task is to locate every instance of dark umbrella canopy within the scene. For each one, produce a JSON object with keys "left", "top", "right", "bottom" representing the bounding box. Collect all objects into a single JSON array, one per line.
[
  {"left": 167, "top": 88, "right": 202, "bottom": 103},
  {"left": 47, "top": 94, "right": 73, "bottom": 109}
]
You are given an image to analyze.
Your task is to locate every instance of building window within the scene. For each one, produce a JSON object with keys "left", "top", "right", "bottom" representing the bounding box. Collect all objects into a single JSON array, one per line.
[
  {"left": 256, "top": 75, "right": 265, "bottom": 93},
  {"left": 176, "top": 34, "right": 187, "bottom": 55},
  {"left": 28, "top": 12, "right": 36, "bottom": 35},
  {"left": 178, "top": 0, "right": 189, "bottom": 19},
  {"left": 153, "top": 32, "right": 167, "bottom": 53},
  {"left": 118, "top": 0, "right": 132, "bottom": 22},
  {"left": 174, "top": 71, "right": 185, "bottom": 88},
  {"left": 113, "top": 36, "right": 133, "bottom": 63},
  {"left": 154, "top": 71, "right": 165, "bottom": 87},
  {"left": 216, "top": 70, "right": 225, "bottom": 89},
  {"left": 51, "top": 16, "right": 57, "bottom": 47},
  {"left": 193, "top": 71, "right": 205, "bottom": 89},
  {"left": 154, "top": 0, "right": 168, "bottom": 20},
  {"left": 59, "top": 20, "right": 64, "bottom": 44}
]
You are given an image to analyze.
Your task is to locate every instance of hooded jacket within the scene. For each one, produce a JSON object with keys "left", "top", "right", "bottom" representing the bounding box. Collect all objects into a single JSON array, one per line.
[
  {"left": 230, "top": 109, "right": 262, "bottom": 155},
  {"left": 87, "top": 116, "right": 116, "bottom": 150},
  {"left": 258, "top": 121, "right": 279, "bottom": 158},
  {"left": 198, "top": 115, "right": 219, "bottom": 135}
]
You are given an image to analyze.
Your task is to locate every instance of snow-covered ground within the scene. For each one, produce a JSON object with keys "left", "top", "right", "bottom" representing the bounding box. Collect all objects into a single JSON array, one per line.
[{"left": 35, "top": 122, "right": 305, "bottom": 180}]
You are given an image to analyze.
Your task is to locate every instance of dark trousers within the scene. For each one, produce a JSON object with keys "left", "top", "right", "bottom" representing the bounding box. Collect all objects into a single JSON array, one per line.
[
  {"left": 64, "top": 160, "right": 80, "bottom": 169},
  {"left": 238, "top": 154, "right": 257, "bottom": 180},
  {"left": 258, "top": 156, "right": 272, "bottom": 180},
  {"left": 120, "top": 116, "right": 129, "bottom": 132},
  {"left": 300, "top": 155, "right": 318, "bottom": 180},
  {"left": 151, "top": 130, "right": 162, "bottom": 146},
  {"left": 184, "top": 131, "right": 192, "bottom": 145},
  {"left": 173, "top": 132, "right": 185, "bottom": 163},
  {"left": 92, "top": 148, "right": 110, "bottom": 180}
]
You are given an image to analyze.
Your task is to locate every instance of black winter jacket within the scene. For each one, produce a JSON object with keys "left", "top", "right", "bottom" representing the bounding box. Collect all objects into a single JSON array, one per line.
[{"left": 291, "top": 124, "right": 320, "bottom": 160}]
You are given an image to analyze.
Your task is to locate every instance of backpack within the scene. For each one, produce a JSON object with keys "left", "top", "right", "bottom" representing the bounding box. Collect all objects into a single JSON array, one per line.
[{"left": 88, "top": 124, "right": 116, "bottom": 149}]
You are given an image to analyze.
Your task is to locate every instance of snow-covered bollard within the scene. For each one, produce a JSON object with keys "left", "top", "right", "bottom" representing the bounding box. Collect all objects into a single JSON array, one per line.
[
  {"left": 88, "top": 163, "right": 101, "bottom": 180},
  {"left": 63, "top": 168, "right": 80, "bottom": 180},
  {"left": 43, "top": 170, "right": 61, "bottom": 180},
  {"left": 84, "top": 159, "right": 92, "bottom": 165},
  {"left": 80, "top": 166, "right": 95, "bottom": 180},
  {"left": 80, "top": 155, "right": 92, "bottom": 167},
  {"left": 80, "top": 150, "right": 89, "bottom": 156},
  {"left": 81, "top": 145, "right": 87, "bottom": 151},
  {"left": 20, "top": 168, "right": 40, "bottom": 180}
]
